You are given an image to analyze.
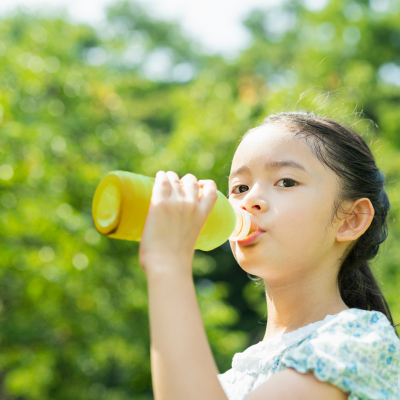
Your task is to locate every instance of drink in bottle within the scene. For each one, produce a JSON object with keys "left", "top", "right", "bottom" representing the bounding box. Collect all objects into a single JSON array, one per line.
[{"left": 92, "top": 171, "right": 258, "bottom": 251}]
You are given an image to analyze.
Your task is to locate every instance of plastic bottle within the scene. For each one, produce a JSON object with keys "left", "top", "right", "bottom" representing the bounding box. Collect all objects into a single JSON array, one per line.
[{"left": 92, "top": 171, "right": 258, "bottom": 251}]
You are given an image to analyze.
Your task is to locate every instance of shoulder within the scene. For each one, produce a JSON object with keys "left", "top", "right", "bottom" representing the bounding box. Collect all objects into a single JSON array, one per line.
[
  {"left": 307, "top": 307, "right": 399, "bottom": 346},
  {"left": 320, "top": 307, "right": 396, "bottom": 334},
  {"left": 302, "top": 308, "right": 399, "bottom": 362},
  {"left": 279, "top": 308, "right": 400, "bottom": 399}
]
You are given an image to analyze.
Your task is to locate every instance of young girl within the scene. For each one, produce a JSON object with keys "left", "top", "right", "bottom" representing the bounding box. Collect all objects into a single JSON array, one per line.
[{"left": 139, "top": 111, "right": 400, "bottom": 400}]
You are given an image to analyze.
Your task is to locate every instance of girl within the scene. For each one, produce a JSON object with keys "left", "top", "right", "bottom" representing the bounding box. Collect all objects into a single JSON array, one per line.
[{"left": 139, "top": 111, "right": 400, "bottom": 400}]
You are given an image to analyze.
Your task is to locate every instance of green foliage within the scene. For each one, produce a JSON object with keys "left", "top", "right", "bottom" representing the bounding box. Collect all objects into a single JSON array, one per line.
[{"left": 0, "top": 0, "right": 399, "bottom": 398}]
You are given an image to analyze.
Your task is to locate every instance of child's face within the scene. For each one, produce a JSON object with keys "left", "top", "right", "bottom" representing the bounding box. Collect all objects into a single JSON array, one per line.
[{"left": 228, "top": 123, "right": 343, "bottom": 283}]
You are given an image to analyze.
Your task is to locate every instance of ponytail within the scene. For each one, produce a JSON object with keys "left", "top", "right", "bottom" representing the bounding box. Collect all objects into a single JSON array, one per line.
[{"left": 339, "top": 262, "right": 396, "bottom": 328}]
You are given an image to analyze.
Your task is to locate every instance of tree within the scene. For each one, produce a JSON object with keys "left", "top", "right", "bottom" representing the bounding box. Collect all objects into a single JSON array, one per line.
[{"left": 0, "top": 0, "right": 399, "bottom": 399}]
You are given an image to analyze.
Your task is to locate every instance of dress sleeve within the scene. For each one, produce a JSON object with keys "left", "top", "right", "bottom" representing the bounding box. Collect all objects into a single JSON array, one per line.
[{"left": 280, "top": 308, "right": 400, "bottom": 400}]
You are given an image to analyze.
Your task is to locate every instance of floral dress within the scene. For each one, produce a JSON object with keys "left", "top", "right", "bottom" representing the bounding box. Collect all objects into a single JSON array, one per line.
[{"left": 217, "top": 308, "right": 400, "bottom": 399}]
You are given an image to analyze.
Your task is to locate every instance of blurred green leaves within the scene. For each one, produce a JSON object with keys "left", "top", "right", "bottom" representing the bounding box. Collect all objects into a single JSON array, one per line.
[{"left": 1, "top": 0, "right": 400, "bottom": 398}]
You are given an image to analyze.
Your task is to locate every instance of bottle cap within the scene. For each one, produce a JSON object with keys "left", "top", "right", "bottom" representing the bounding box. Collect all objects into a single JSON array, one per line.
[
  {"left": 229, "top": 208, "right": 258, "bottom": 241},
  {"left": 92, "top": 173, "right": 122, "bottom": 235}
]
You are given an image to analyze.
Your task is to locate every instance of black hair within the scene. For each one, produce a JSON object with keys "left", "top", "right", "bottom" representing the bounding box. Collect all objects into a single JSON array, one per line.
[{"left": 250, "top": 111, "right": 398, "bottom": 335}]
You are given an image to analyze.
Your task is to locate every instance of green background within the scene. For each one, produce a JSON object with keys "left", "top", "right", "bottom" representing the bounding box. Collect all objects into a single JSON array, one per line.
[{"left": 0, "top": 0, "right": 399, "bottom": 398}]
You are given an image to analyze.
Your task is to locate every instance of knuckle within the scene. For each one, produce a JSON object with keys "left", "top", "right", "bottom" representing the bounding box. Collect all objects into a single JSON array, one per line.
[
  {"left": 181, "top": 173, "right": 197, "bottom": 182},
  {"left": 160, "top": 180, "right": 170, "bottom": 187},
  {"left": 203, "top": 179, "right": 217, "bottom": 188}
]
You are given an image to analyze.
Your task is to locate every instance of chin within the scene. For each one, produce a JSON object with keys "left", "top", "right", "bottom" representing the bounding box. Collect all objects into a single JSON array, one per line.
[
  {"left": 235, "top": 258, "right": 269, "bottom": 278},
  {"left": 232, "top": 243, "right": 264, "bottom": 262},
  {"left": 234, "top": 254, "right": 285, "bottom": 281}
]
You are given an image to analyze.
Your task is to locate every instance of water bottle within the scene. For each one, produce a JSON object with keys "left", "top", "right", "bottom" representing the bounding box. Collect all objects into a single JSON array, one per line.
[{"left": 92, "top": 171, "right": 258, "bottom": 251}]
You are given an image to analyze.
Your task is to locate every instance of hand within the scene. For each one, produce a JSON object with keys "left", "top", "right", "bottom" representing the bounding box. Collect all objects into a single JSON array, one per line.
[{"left": 139, "top": 171, "right": 218, "bottom": 275}]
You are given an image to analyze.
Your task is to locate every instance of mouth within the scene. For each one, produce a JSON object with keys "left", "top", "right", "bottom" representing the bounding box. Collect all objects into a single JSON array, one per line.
[{"left": 236, "top": 229, "right": 265, "bottom": 246}]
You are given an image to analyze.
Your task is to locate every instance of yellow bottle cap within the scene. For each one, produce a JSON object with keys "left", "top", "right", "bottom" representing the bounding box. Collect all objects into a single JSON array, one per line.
[{"left": 92, "top": 174, "right": 122, "bottom": 235}]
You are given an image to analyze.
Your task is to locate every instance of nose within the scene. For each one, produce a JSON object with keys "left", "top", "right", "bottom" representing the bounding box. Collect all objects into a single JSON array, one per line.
[{"left": 241, "top": 184, "right": 268, "bottom": 213}]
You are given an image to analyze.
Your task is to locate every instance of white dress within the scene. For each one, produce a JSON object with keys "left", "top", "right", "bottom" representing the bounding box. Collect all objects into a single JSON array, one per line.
[{"left": 217, "top": 308, "right": 400, "bottom": 400}]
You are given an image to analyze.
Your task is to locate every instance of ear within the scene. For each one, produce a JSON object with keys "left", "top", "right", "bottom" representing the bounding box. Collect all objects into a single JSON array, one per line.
[{"left": 336, "top": 198, "right": 375, "bottom": 242}]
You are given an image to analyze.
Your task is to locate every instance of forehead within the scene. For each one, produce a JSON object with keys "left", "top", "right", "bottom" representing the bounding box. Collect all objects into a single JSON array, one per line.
[{"left": 231, "top": 123, "right": 326, "bottom": 176}]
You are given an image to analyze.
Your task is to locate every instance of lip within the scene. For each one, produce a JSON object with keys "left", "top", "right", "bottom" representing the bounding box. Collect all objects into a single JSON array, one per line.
[{"left": 237, "top": 230, "right": 265, "bottom": 246}]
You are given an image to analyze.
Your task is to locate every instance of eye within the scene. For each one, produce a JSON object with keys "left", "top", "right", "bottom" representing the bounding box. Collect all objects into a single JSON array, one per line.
[
  {"left": 231, "top": 184, "right": 249, "bottom": 195},
  {"left": 276, "top": 179, "right": 298, "bottom": 188}
]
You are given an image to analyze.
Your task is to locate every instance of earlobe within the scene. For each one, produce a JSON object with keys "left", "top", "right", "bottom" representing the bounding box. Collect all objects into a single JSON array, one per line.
[{"left": 336, "top": 198, "right": 375, "bottom": 242}]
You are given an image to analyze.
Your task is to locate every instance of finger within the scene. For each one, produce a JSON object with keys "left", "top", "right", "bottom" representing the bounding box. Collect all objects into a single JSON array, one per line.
[
  {"left": 180, "top": 174, "right": 199, "bottom": 201},
  {"left": 152, "top": 171, "right": 171, "bottom": 200},
  {"left": 199, "top": 180, "right": 218, "bottom": 215},
  {"left": 198, "top": 179, "right": 215, "bottom": 189},
  {"left": 165, "top": 171, "right": 184, "bottom": 196},
  {"left": 198, "top": 180, "right": 215, "bottom": 200}
]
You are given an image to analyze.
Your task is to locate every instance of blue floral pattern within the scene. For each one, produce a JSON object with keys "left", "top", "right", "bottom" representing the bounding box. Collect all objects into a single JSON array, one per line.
[{"left": 218, "top": 308, "right": 400, "bottom": 400}]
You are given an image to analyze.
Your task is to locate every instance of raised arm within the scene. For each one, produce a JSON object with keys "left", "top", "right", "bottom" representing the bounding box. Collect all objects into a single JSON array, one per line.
[{"left": 139, "top": 171, "right": 228, "bottom": 400}]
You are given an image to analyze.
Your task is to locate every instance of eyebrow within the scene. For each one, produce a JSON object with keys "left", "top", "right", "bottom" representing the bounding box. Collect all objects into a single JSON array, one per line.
[{"left": 229, "top": 160, "right": 308, "bottom": 180}]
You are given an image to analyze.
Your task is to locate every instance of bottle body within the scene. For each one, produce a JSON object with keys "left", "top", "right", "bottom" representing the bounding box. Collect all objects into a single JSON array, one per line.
[{"left": 92, "top": 171, "right": 243, "bottom": 251}]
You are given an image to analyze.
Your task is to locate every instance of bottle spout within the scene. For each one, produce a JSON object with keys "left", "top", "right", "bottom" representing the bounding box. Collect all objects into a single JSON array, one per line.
[{"left": 229, "top": 208, "right": 258, "bottom": 241}]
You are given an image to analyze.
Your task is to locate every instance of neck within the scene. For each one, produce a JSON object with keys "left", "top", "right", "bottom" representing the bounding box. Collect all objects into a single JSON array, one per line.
[{"left": 262, "top": 268, "right": 349, "bottom": 341}]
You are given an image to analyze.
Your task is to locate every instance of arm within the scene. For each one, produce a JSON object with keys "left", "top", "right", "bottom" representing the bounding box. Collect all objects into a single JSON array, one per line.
[
  {"left": 146, "top": 267, "right": 228, "bottom": 400},
  {"left": 246, "top": 368, "right": 349, "bottom": 400},
  {"left": 139, "top": 171, "right": 228, "bottom": 400}
]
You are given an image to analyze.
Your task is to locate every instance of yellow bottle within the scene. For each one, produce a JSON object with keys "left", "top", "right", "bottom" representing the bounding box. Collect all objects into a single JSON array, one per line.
[{"left": 92, "top": 171, "right": 257, "bottom": 251}]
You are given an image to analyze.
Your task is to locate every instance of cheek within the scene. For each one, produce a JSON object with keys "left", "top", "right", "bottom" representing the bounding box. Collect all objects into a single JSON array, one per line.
[
  {"left": 273, "top": 199, "right": 309, "bottom": 228},
  {"left": 273, "top": 199, "right": 329, "bottom": 246},
  {"left": 228, "top": 196, "right": 239, "bottom": 208}
]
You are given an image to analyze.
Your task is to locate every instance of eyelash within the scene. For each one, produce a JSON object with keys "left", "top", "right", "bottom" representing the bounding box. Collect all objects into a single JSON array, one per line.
[{"left": 230, "top": 179, "right": 298, "bottom": 195}]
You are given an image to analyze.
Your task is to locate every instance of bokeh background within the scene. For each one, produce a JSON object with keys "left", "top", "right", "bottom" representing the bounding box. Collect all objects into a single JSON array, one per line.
[{"left": 1, "top": 0, "right": 400, "bottom": 398}]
